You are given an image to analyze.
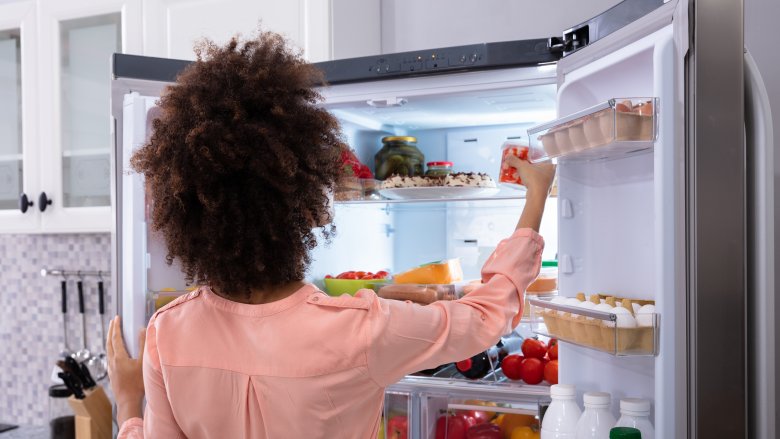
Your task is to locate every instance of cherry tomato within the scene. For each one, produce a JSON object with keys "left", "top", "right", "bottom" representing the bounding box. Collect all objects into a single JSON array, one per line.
[
  {"left": 341, "top": 272, "right": 359, "bottom": 280},
  {"left": 361, "top": 275, "right": 374, "bottom": 280},
  {"left": 548, "top": 343, "right": 558, "bottom": 360},
  {"left": 325, "top": 274, "right": 333, "bottom": 279},
  {"left": 500, "top": 354, "right": 524, "bottom": 380},
  {"left": 547, "top": 338, "right": 557, "bottom": 348},
  {"left": 520, "top": 358, "right": 544, "bottom": 385},
  {"left": 387, "top": 415, "right": 408, "bottom": 439},
  {"left": 521, "top": 339, "right": 548, "bottom": 360},
  {"left": 544, "top": 359, "right": 558, "bottom": 385},
  {"left": 355, "top": 271, "right": 366, "bottom": 278}
]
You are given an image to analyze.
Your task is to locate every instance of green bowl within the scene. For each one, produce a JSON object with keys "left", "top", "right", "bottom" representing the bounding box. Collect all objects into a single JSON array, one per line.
[{"left": 323, "top": 278, "right": 388, "bottom": 296}]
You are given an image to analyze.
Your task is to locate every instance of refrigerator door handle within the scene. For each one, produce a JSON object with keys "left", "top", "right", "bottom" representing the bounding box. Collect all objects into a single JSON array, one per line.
[{"left": 745, "top": 49, "right": 776, "bottom": 439}]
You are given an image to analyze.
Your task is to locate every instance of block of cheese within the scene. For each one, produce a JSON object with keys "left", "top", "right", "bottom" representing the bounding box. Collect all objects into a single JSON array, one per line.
[{"left": 394, "top": 259, "right": 463, "bottom": 285}]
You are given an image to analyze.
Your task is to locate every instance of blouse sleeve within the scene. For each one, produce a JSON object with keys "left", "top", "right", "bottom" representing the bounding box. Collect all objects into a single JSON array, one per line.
[
  {"left": 117, "top": 316, "right": 187, "bottom": 439},
  {"left": 364, "top": 228, "right": 544, "bottom": 386}
]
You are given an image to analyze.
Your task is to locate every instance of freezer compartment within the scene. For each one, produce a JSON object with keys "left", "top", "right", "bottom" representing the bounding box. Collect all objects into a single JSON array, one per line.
[
  {"left": 529, "top": 297, "right": 658, "bottom": 356},
  {"left": 527, "top": 98, "right": 657, "bottom": 162}
]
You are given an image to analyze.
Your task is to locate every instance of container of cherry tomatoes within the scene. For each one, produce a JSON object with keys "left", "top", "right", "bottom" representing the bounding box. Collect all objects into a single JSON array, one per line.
[
  {"left": 323, "top": 270, "right": 390, "bottom": 296},
  {"left": 499, "top": 140, "right": 530, "bottom": 189}
]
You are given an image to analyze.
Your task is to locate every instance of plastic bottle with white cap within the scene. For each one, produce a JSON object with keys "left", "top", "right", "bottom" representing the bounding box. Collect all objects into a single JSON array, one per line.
[
  {"left": 614, "top": 399, "right": 654, "bottom": 439},
  {"left": 575, "top": 392, "right": 616, "bottom": 438},
  {"left": 541, "top": 384, "right": 582, "bottom": 439}
]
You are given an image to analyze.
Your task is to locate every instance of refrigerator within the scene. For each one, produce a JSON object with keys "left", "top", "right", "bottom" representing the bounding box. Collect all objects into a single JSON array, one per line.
[{"left": 109, "top": 0, "right": 775, "bottom": 437}]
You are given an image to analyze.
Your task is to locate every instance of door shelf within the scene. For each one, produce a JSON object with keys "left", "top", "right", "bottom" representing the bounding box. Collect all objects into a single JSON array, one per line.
[
  {"left": 528, "top": 297, "right": 658, "bottom": 356},
  {"left": 527, "top": 97, "right": 657, "bottom": 163}
]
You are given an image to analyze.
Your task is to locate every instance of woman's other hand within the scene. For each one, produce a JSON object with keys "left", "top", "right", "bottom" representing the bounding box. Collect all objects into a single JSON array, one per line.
[{"left": 107, "top": 316, "right": 146, "bottom": 424}]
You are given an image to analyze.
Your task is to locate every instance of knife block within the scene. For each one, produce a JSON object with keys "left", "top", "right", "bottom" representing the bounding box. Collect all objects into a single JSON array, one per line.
[{"left": 67, "top": 386, "right": 112, "bottom": 439}]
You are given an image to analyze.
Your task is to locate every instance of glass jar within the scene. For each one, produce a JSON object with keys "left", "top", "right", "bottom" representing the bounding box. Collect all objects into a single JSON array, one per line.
[
  {"left": 48, "top": 385, "right": 75, "bottom": 439},
  {"left": 425, "top": 161, "right": 453, "bottom": 177},
  {"left": 374, "top": 136, "right": 425, "bottom": 180}
]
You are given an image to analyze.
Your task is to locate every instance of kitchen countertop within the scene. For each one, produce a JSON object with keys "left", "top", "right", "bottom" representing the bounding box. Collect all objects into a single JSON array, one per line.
[{"left": 0, "top": 425, "right": 48, "bottom": 438}]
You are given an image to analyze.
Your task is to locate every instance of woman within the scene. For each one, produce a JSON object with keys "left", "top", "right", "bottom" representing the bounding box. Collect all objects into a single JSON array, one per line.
[{"left": 107, "top": 30, "right": 555, "bottom": 439}]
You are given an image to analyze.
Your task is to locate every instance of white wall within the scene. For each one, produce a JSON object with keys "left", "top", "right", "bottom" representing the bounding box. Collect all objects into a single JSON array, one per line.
[{"left": 379, "top": 0, "right": 621, "bottom": 53}]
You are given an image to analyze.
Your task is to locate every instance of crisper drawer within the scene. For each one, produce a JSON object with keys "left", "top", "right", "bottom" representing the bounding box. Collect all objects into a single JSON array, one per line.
[{"left": 384, "top": 377, "right": 549, "bottom": 439}]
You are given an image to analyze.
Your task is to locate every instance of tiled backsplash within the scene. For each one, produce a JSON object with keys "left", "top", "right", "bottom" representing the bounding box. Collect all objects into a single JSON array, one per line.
[{"left": 0, "top": 233, "right": 111, "bottom": 425}]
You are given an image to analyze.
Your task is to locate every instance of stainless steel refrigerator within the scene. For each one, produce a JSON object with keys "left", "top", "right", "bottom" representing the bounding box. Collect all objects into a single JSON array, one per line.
[{"left": 110, "top": 1, "right": 776, "bottom": 437}]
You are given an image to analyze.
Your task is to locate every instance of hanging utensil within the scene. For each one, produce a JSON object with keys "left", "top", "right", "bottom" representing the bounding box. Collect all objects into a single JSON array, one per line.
[
  {"left": 86, "top": 273, "right": 108, "bottom": 381},
  {"left": 59, "top": 277, "right": 71, "bottom": 357},
  {"left": 72, "top": 274, "right": 91, "bottom": 363}
]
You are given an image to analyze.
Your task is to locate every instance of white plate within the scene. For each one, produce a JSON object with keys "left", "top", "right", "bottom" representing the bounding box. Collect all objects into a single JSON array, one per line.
[{"left": 378, "top": 186, "right": 501, "bottom": 200}]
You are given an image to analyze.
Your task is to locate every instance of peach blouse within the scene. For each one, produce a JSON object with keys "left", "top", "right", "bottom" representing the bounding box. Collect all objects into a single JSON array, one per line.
[{"left": 118, "top": 228, "right": 543, "bottom": 438}]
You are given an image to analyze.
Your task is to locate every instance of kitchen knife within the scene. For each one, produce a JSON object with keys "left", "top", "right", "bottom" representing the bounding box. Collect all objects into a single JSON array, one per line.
[
  {"left": 57, "top": 371, "right": 84, "bottom": 399},
  {"left": 79, "top": 362, "right": 97, "bottom": 389},
  {"left": 64, "top": 356, "right": 93, "bottom": 389}
]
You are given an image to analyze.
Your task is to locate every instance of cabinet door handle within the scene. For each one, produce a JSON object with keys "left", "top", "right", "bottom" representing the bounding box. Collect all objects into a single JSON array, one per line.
[
  {"left": 38, "top": 192, "right": 53, "bottom": 212},
  {"left": 19, "top": 193, "right": 34, "bottom": 213}
]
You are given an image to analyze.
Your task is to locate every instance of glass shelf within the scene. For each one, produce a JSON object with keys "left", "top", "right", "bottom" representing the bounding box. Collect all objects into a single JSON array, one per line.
[
  {"left": 334, "top": 193, "right": 526, "bottom": 205},
  {"left": 527, "top": 97, "right": 658, "bottom": 163},
  {"left": 529, "top": 297, "right": 658, "bottom": 356}
]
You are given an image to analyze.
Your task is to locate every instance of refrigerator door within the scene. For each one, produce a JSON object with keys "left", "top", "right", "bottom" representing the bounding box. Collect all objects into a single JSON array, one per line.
[
  {"left": 110, "top": 55, "right": 189, "bottom": 357},
  {"left": 537, "top": 1, "right": 685, "bottom": 437}
]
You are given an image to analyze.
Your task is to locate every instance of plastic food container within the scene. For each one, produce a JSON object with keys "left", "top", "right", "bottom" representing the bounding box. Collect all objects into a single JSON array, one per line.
[
  {"left": 323, "top": 278, "right": 388, "bottom": 296},
  {"left": 529, "top": 294, "right": 658, "bottom": 356},
  {"left": 374, "top": 136, "right": 425, "bottom": 180},
  {"left": 499, "top": 140, "right": 529, "bottom": 187},
  {"left": 425, "top": 161, "right": 453, "bottom": 177},
  {"left": 527, "top": 260, "right": 558, "bottom": 294},
  {"left": 528, "top": 98, "right": 657, "bottom": 162},
  {"left": 377, "top": 283, "right": 461, "bottom": 304}
]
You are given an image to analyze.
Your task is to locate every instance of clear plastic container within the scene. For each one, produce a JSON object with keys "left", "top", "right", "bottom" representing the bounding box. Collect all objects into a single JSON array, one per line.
[
  {"left": 575, "top": 392, "right": 616, "bottom": 439},
  {"left": 529, "top": 295, "right": 658, "bottom": 356},
  {"left": 528, "top": 260, "right": 558, "bottom": 294},
  {"left": 377, "top": 283, "right": 460, "bottom": 304},
  {"left": 499, "top": 140, "right": 530, "bottom": 186},
  {"left": 541, "top": 384, "right": 582, "bottom": 439},
  {"left": 528, "top": 98, "right": 657, "bottom": 163},
  {"left": 614, "top": 399, "right": 654, "bottom": 439}
]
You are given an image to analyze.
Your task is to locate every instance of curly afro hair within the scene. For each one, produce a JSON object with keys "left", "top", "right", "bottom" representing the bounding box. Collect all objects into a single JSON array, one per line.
[{"left": 130, "top": 31, "right": 344, "bottom": 299}]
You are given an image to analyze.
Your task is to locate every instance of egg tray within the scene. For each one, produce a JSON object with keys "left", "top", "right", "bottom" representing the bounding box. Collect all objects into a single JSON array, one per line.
[
  {"left": 528, "top": 297, "right": 658, "bottom": 356},
  {"left": 527, "top": 97, "right": 658, "bottom": 163}
]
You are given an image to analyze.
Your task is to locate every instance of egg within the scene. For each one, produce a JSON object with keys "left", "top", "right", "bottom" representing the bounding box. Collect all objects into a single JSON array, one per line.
[
  {"left": 550, "top": 296, "right": 568, "bottom": 315},
  {"left": 592, "top": 303, "right": 615, "bottom": 326},
  {"left": 576, "top": 300, "right": 597, "bottom": 320},
  {"left": 612, "top": 307, "right": 638, "bottom": 328},
  {"left": 636, "top": 304, "right": 656, "bottom": 327},
  {"left": 632, "top": 303, "right": 642, "bottom": 314}
]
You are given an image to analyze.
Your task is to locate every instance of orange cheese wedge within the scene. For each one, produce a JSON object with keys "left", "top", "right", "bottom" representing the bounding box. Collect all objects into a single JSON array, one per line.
[{"left": 393, "top": 259, "right": 463, "bottom": 284}]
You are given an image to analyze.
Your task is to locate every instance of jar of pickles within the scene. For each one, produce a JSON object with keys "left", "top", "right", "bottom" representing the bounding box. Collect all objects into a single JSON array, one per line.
[
  {"left": 374, "top": 136, "right": 425, "bottom": 180},
  {"left": 425, "top": 161, "right": 453, "bottom": 177}
]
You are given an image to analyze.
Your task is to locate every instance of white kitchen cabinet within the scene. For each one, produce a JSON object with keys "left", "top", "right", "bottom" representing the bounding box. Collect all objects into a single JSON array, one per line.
[
  {"left": 0, "top": 1, "right": 39, "bottom": 233},
  {"left": 143, "top": 0, "right": 332, "bottom": 62},
  {"left": 35, "top": 0, "right": 142, "bottom": 233},
  {"left": 0, "top": 0, "right": 334, "bottom": 234}
]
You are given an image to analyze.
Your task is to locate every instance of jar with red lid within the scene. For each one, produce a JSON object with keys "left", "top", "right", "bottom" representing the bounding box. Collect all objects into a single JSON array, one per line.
[{"left": 425, "top": 161, "right": 453, "bottom": 177}]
